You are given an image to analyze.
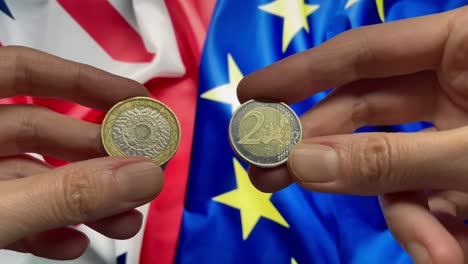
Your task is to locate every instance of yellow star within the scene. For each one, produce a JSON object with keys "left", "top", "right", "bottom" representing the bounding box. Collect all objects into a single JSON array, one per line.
[
  {"left": 376, "top": 0, "right": 385, "bottom": 22},
  {"left": 345, "top": 0, "right": 359, "bottom": 9},
  {"left": 292, "top": 258, "right": 298, "bottom": 264},
  {"left": 344, "top": 0, "right": 385, "bottom": 22},
  {"left": 200, "top": 54, "right": 243, "bottom": 113},
  {"left": 259, "top": 0, "right": 319, "bottom": 52},
  {"left": 213, "top": 158, "right": 289, "bottom": 240}
]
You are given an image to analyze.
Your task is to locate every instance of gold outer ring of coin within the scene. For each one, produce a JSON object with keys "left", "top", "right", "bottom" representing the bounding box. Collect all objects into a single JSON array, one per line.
[
  {"left": 228, "top": 99, "right": 302, "bottom": 168},
  {"left": 101, "top": 96, "right": 181, "bottom": 166}
]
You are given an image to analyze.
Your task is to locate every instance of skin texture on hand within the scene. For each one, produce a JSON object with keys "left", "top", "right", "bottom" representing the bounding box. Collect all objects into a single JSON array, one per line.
[
  {"left": 238, "top": 6, "right": 468, "bottom": 264},
  {"left": 0, "top": 46, "right": 165, "bottom": 260}
]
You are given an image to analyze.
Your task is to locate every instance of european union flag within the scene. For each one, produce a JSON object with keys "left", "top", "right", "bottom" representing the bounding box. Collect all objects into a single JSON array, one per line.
[{"left": 176, "top": 1, "right": 468, "bottom": 263}]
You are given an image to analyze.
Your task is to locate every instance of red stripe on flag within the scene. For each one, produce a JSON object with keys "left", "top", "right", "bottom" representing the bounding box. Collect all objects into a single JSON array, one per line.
[
  {"left": 139, "top": 1, "right": 216, "bottom": 263},
  {"left": 57, "top": 0, "right": 155, "bottom": 63}
]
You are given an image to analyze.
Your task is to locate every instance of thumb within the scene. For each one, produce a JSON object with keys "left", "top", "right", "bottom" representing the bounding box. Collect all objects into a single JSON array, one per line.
[
  {"left": 287, "top": 127, "right": 468, "bottom": 195},
  {"left": 0, "top": 156, "right": 163, "bottom": 246}
]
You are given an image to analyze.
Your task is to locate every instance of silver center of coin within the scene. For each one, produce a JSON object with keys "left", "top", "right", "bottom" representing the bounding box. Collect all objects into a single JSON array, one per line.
[
  {"left": 112, "top": 106, "right": 171, "bottom": 157},
  {"left": 134, "top": 124, "right": 151, "bottom": 140}
]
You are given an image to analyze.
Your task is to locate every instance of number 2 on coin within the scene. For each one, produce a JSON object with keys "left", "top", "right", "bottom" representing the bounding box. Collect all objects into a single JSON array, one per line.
[{"left": 238, "top": 111, "right": 264, "bottom": 145}]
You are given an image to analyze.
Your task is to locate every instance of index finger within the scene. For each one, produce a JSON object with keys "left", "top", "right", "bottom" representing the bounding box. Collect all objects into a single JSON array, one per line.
[
  {"left": 237, "top": 7, "right": 458, "bottom": 104},
  {"left": 0, "top": 46, "right": 148, "bottom": 110}
]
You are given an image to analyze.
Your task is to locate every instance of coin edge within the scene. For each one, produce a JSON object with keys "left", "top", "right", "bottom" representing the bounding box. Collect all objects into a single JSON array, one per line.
[
  {"left": 100, "top": 96, "right": 182, "bottom": 166},
  {"left": 228, "top": 99, "right": 302, "bottom": 168}
]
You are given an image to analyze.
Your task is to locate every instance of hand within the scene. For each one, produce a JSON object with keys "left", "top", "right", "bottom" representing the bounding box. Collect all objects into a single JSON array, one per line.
[
  {"left": 0, "top": 46, "right": 164, "bottom": 260},
  {"left": 238, "top": 6, "right": 468, "bottom": 264}
]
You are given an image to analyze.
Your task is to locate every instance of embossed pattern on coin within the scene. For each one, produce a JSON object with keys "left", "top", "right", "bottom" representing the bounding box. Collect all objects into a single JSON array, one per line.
[
  {"left": 229, "top": 99, "right": 302, "bottom": 168},
  {"left": 101, "top": 97, "right": 180, "bottom": 166}
]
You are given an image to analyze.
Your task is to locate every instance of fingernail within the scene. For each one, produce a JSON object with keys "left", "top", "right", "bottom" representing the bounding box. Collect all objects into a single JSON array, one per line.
[
  {"left": 115, "top": 161, "right": 163, "bottom": 202},
  {"left": 289, "top": 143, "right": 338, "bottom": 183},
  {"left": 406, "top": 242, "right": 431, "bottom": 264}
]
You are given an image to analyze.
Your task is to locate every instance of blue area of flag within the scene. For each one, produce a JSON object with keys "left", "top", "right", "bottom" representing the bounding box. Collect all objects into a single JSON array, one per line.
[
  {"left": 117, "top": 253, "right": 126, "bottom": 264},
  {"left": 0, "top": 0, "right": 13, "bottom": 19}
]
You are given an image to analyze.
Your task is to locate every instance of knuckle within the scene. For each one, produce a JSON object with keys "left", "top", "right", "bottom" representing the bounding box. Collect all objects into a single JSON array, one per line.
[
  {"left": 348, "top": 134, "right": 392, "bottom": 187},
  {"left": 15, "top": 105, "right": 49, "bottom": 152},
  {"left": 10, "top": 158, "right": 26, "bottom": 179},
  {"left": 70, "top": 62, "right": 105, "bottom": 103},
  {"left": 350, "top": 95, "right": 371, "bottom": 129},
  {"left": 11, "top": 47, "right": 36, "bottom": 96},
  {"left": 349, "top": 27, "right": 377, "bottom": 79},
  {"left": 71, "top": 63, "right": 86, "bottom": 97},
  {"left": 0, "top": 156, "right": 26, "bottom": 178},
  {"left": 59, "top": 168, "right": 99, "bottom": 223}
]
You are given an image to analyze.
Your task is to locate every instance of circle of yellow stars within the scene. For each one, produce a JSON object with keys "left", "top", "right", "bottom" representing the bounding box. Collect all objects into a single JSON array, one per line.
[{"left": 200, "top": 1, "right": 385, "bottom": 263}]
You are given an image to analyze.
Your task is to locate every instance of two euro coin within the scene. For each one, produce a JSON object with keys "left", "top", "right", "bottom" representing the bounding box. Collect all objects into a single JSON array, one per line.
[
  {"left": 229, "top": 99, "right": 302, "bottom": 168},
  {"left": 101, "top": 96, "right": 181, "bottom": 166}
]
